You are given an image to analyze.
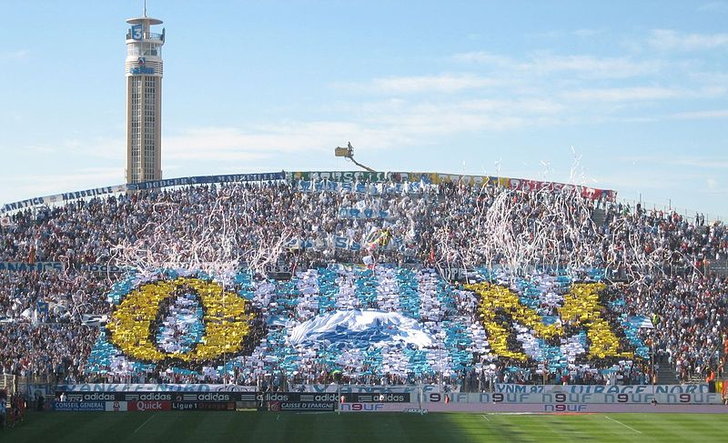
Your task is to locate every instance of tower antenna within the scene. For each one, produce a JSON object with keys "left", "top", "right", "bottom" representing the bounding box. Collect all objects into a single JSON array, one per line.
[{"left": 143, "top": 0, "right": 148, "bottom": 17}]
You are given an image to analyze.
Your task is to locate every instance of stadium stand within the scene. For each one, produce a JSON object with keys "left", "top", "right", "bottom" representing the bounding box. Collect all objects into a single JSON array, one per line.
[{"left": 0, "top": 172, "right": 726, "bottom": 395}]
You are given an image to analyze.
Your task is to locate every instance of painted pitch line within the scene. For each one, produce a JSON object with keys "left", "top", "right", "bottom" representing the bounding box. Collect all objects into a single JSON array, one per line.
[
  {"left": 134, "top": 413, "right": 156, "bottom": 434},
  {"left": 481, "top": 414, "right": 491, "bottom": 421},
  {"left": 605, "top": 416, "right": 642, "bottom": 434}
]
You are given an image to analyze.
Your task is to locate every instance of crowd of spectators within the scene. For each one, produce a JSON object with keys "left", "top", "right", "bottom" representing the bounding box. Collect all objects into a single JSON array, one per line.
[{"left": 0, "top": 178, "right": 726, "bottom": 388}]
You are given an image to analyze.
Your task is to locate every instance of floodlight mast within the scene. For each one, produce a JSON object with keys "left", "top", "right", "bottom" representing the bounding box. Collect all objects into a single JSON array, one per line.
[{"left": 334, "top": 142, "right": 376, "bottom": 172}]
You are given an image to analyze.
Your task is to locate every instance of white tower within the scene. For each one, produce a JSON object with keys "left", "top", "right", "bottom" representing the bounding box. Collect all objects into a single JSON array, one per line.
[{"left": 125, "top": 7, "right": 165, "bottom": 183}]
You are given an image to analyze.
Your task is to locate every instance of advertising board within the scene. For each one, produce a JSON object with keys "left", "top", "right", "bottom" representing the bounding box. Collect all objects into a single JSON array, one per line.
[
  {"left": 105, "top": 401, "right": 128, "bottom": 412},
  {"left": 339, "top": 403, "right": 386, "bottom": 412},
  {"left": 127, "top": 401, "right": 172, "bottom": 411},
  {"left": 64, "top": 392, "right": 124, "bottom": 402},
  {"left": 340, "top": 393, "right": 411, "bottom": 403},
  {"left": 172, "top": 392, "right": 249, "bottom": 402},
  {"left": 269, "top": 401, "right": 336, "bottom": 412},
  {"left": 423, "top": 391, "right": 723, "bottom": 405},
  {"left": 54, "top": 401, "right": 105, "bottom": 411},
  {"left": 171, "top": 402, "right": 235, "bottom": 411},
  {"left": 256, "top": 392, "right": 340, "bottom": 403}
]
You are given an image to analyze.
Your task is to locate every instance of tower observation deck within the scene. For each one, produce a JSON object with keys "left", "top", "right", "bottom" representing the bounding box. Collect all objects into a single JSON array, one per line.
[{"left": 125, "top": 14, "right": 165, "bottom": 184}]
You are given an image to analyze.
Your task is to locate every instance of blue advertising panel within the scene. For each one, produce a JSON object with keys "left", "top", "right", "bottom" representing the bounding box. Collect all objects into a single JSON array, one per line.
[
  {"left": 54, "top": 401, "right": 105, "bottom": 411},
  {"left": 130, "top": 24, "right": 143, "bottom": 40}
]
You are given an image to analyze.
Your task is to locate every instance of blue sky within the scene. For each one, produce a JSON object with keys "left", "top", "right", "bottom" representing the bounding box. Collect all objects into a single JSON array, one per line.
[{"left": 1, "top": 1, "right": 727, "bottom": 219}]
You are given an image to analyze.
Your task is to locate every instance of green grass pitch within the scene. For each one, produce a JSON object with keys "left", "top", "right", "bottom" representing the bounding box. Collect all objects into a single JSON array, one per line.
[{"left": 3, "top": 411, "right": 727, "bottom": 442}]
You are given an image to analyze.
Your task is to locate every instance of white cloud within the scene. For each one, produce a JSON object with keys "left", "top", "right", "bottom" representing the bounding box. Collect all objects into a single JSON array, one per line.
[
  {"left": 452, "top": 51, "right": 659, "bottom": 79},
  {"left": 572, "top": 28, "right": 605, "bottom": 38},
  {"left": 355, "top": 97, "right": 567, "bottom": 136},
  {"left": 162, "top": 120, "right": 422, "bottom": 164},
  {"left": 451, "top": 51, "right": 513, "bottom": 66},
  {"left": 689, "top": 71, "right": 728, "bottom": 87},
  {"left": 665, "top": 158, "right": 728, "bottom": 169},
  {"left": 164, "top": 124, "right": 342, "bottom": 160},
  {"left": 0, "top": 49, "right": 29, "bottom": 62},
  {"left": 697, "top": 2, "right": 728, "bottom": 13},
  {"left": 526, "top": 54, "right": 660, "bottom": 78},
  {"left": 1, "top": 167, "right": 122, "bottom": 204},
  {"left": 563, "top": 86, "right": 683, "bottom": 102},
  {"left": 617, "top": 155, "right": 728, "bottom": 169},
  {"left": 669, "top": 109, "right": 728, "bottom": 119},
  {"left": 340, "top": 74, "right": 501, "bottom": 94},
  {"left": 24, "top": 135, "right": 124, "bottom": 160},
  {"left": 649, "top": 29, "right": 728, "bottom": 51},
  {"left": 161, "top": 97, "right": 569, "bottom": 166}
]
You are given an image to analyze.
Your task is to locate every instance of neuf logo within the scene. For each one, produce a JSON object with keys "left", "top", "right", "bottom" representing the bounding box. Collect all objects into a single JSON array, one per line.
[{"left": 343, "top": 403, "right": 384, "bottom": 411}]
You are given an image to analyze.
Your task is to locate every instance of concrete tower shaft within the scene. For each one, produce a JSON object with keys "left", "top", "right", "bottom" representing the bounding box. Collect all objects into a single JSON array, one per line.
[{"left": 125, "top": 15, "right": 165, "bottom": 184}]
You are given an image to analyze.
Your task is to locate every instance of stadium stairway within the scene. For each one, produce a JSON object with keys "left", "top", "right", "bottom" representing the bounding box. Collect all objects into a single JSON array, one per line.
[
  {"left": 657, "top": 366, "right": 680, "bottom": 384},
  {"left": 655, "top": 354, "right": 679, "bottom": 384},
  {"left": 591, "top": 208, "right": 607, "bottom": 226}
]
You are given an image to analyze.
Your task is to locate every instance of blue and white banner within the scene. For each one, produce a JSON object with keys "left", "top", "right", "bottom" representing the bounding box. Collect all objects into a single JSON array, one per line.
[
  {"left": 81, "top": 314, "right": 109, "bottom": 327},
  {"left": 494, "top": 383, "right": 709, "bottom": 395},
  {"left": 286, "top": 235, "right": 402, "bottom": 252},
  {"left": 56, "top": 383, "right": 256, "bottom": 392},
  {"left": 127, "top": 171, "right": 285, "bottom": 191},
  {"left": 289, "top": 171, "right": 389, "bottom": 183},
  {"left": 58, "top": 185, "right": 128, "bottom": 202},
  {"left": 77, "top": 263, "right": 130, "bottom": 274},
  {"left": 0, "top": 262, "right": 64, "bottom": 272},
  {"left": 1, "top": 196, "right": 48, "bottom": 212},
  {"left": 1, "top": 173, "right": 284, "bottom": 213},
  {"left": 294, "top": 180, "right": 429, "bottom": 195},
  {"left": 286, "top": 236, "right": 368, "bottom": 252},
  {"left": 627, "top": 316, "right": 654, "bottom": 329},
  {"left": 1, "top": 185, "right": 127, "bottom": 213},
  {"left": 299, "top": 385, "right": 443, "bottom": 394},
  {"left": 288, "top": 310, "right": 434, "bottom": 349},
  {"left": 338, "top": 207, "right": 391, "bottom": 219}
]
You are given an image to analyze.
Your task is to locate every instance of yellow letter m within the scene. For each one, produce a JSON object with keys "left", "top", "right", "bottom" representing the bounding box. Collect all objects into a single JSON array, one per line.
[{"left": 466, "top": 282, "right": 633, "bottom": 361}]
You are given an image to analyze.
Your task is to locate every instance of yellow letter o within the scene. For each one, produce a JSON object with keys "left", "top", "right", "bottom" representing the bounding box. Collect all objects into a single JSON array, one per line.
[{"left": 107, "top": 277, "right": 255, "bottom": 363}]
